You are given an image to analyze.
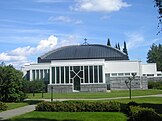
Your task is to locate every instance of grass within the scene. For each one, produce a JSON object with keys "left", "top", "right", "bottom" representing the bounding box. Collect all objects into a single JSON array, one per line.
[
  {"left": 27, "top": 90, "right": 162, "bottom": 99},
  {"left": 5, "top": 111, "right": 127, "bottom": 121},
  {"left": 2, "top": 100, "right": 43, "bottom": 111},
  {"left": 114, "top": 97, "right": 162, "bottom": 114},
  {"left": 5, "top": 103, "right": 28, "bottom": 110},
  {"left": 113, "top": 97, "right": 162, "bottom": 104}
]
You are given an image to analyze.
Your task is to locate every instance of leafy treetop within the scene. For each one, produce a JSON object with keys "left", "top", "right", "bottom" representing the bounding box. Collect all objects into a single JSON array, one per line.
[{"left": 147, "top": 43, "right": 162, "bottom": 71}]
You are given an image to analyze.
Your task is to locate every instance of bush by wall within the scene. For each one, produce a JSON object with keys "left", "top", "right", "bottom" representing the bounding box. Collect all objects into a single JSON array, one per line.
[
  {"left": 35, "top": 101, "right": 120, "bottom": 112},
  {"left": 148, "top": 81, "right": 162, "bottom": 89},
  {"left": 128, "top": 106, "right": 162, "bottom": 121},
  {"left": 120, "top": 101, "right": 139, "bottom": 115},
  {"left": 0, "top": 102, "right": 8, "bottom": 111}
]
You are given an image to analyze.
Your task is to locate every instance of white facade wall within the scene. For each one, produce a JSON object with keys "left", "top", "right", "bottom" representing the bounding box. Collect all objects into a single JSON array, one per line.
[
  {"left": 104, "top": 60, "right": 142, "bottom": 76},
  {"left": 22, "top": 63, "right": 50, "bottom": 81},
  {"left": 22, "top": 59, "right": 161, "bottom": 81},
  {"left": 51, "top": 59, "right": 105, "bottom": 66},
  {"left": 141, "top": 63, "right": 157, "bottom": 76}
]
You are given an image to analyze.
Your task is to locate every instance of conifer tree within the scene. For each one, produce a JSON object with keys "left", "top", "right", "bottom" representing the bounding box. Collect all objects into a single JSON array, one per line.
[
  {"left": 123, "top": 41, "right": 128, "bottom": 55},
  {"left": 107, "top": 38, "right": 111, "bottom": 46},
  {"left": 117, "top": 43, "right": 120, "bottom": 50},
  {"left": 147, "top": 43, "right": 162, "bottom": 71},
  {"left": 115, "top": 44, "right": 118, "bottom": 49}
]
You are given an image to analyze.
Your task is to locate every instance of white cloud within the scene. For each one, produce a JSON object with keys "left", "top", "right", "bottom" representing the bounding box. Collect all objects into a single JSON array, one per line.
[
  {"left": 56, "top": 35, "right": 79, "bottom": 47},
  {"left": 48, "top": 16, "right": 83, "bottom": 24},
  {"left": 72, "top": 0, "right": 131, "bottom": 12},
  {"left": 0, "top": 53, "right": 27, "bottom": 61},
  {"left": 0, "top": 35, "right": 79, "bottom": 69},
  {"left": 0, "top": 35, "right": 57, "bottom": 68},
  {"left": 10, "top": 35, "right": 58, "bottom": 57},
  {"left": 126, "top": 32, "right": 145, "bottom": 50},
  {"left": 49, "top": 16, "right": 72, "bottom": 23},
  {"left": 125, "top": 32, "right": 160, "bottom": 50}
]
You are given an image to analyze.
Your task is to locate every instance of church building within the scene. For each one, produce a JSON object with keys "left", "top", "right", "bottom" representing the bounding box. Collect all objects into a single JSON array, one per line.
[{"left": 22, "top": 43, "right": 162, "bottom": 93}]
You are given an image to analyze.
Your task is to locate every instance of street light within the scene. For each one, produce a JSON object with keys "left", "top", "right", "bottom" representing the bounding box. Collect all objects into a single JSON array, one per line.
[
  {"left": 51, "top": 86, "right": 53, "bottom": 102},
  {"left": 125, "top": 73, "right": 136, "bottom": 99}
]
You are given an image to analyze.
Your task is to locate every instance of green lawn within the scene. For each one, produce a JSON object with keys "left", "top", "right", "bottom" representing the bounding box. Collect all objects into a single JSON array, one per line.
[
  {"left": 5, "top": 103, "right": 28, "bottom": 110},
  {"left": 27, "top": 90, "right": 162, "bottom": 99},
  {"left": 114, "top": 97, "right": 162, "bottom": 114},
  {"left": 113, "top": 97, "right": 162, "bottom": 104},
  {"left": 2, "top": 100, "right": 43, "bottom": 111},
  {"left": 5, "top": 111, "right": 127, "bottom": 121}
]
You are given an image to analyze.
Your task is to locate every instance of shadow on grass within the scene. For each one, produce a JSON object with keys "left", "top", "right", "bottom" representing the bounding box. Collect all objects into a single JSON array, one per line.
[
  {"left": 140, "top": 103, "right": 162, "bottom": 114},
  {"left": 23, "top": 100, "right": 43, "bottom": 105},
  {"left": 120, "top": 103, "right": 162, "bottom": 115},
  {"left": 4, "top": 118, "right": 82, "bottom": 121}
]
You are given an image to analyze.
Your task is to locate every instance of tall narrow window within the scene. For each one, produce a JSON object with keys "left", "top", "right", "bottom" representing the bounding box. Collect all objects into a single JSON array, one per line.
[
  {"left": 48, "top": 69, "right": 50, "bottom": 82},
  {"left": 56, "top": 67, "right": 60, "bottom": 84},
  {"left": 99, "top": 66, "right": 103, "bottom": 83},
  {"left": 52, "top": 67, "right": 55, "bottom": 84},
  {"left": 36, "top": 70, "right": 39, "bottom": 80},
  {"left": 65, "top": 66, "right": 69, "bottom": 83},
  {"left": 40, "top": 70, "right": 43, "bottom": 80},
  {"left": 44, "top": 70, "right": 48, "bottom": 81},
  {"left": 84, "top": 66, "right": 88, "bottom": 83},
  {"left": 61, "top": 67, "right": 64, "bottom": 84},
  {"left": 94, "top": 66, "right": 98, "bottom": 83},
  {"left": 32, "top": 70, "right": 35, "bottom": 80},
  {"left": 89, "top": 66, "right": 93, "bottom": 83}
]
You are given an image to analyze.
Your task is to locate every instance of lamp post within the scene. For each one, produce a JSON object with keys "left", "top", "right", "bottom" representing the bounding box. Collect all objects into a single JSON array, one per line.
[
  {"left": 125, "top": 73, "right": 136, "bottom": 99},
  {"left": 51, "top": 86, "right": 53, "bottom": 102},
  {"left": 41, "top": 90, "right": 44, "bottom": 98}
]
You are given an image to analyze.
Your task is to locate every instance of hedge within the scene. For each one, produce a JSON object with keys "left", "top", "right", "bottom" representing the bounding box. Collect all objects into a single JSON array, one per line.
[
  {"left": 128, "top": 106, "right": 162, "bottom": 121},
  {"left": 0, "top": 102, "right": 8, "bottom": 111},
  {"left": 35, "top": 101, "right": 120, "bottom": 112}
]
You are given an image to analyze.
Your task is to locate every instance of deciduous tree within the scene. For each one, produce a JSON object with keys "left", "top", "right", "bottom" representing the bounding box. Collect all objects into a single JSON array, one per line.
[
  {"left": 0, "top": 65, "right": 26, "bottom": 102},
  {"left": 147, "top": 43, "right": 162, "bottom": 71},
  {"left": 23, "top": 80, "right": 45, "bottom": 96}
]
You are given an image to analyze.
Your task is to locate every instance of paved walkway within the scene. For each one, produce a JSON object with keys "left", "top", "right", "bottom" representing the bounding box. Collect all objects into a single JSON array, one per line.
[
  {"left": 0, "top": 94, "right": 162, "bottom": 120},
  {"left": 0, "top": 105, "right": 36, "bottom": 120},
  {"left": 25, "top": 94, "right": 162, "bottom": 102}
]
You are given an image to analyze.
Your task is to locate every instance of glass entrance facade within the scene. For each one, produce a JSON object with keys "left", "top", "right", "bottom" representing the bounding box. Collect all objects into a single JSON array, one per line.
[{"left": 51, "top": 65, "right": 103, "bottom": 86}]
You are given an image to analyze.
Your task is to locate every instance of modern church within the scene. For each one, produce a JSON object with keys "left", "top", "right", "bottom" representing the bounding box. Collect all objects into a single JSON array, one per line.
[{"left": 22, "top": 43, "right": 162, "bottom": 93}]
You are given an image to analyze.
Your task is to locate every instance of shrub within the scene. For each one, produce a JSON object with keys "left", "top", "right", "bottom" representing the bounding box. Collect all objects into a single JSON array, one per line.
[
  {"left": 148, "top": 81, "right": 162, "bottom": 89},
  {"left": 35, "top": 101, "right": 120, "bottom": 112},
  {"left": 0, "top": 102, "right": 8, "bottom": 111},
  {"left": 128, "top": 106, "right": 162, "bottom": 121},
  {"left": 127, "top": 101, "right": 138, "bottom": 107},
  {"left": 120, "top": 101, "right": 139, "bottom": 115}
]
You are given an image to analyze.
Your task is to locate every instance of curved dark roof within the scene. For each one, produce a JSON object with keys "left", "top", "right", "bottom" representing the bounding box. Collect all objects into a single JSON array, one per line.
[{"left": 38, "top": 44, "right": 129, "bottom": 63}]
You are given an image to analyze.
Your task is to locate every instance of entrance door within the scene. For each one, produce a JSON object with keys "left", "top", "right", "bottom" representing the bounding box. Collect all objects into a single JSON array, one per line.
[
  {"left": 105, "top": 74, "right": 110, "bottom": 90},
  {"left": 74, "top": 76, "right": 80, "bottom": 91},
  {"left": 70, "top": 66, "right": 83, "bottom": 92}
]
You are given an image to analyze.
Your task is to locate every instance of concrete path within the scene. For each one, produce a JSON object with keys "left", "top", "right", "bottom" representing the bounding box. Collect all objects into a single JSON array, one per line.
[
  {"left": 25, "top": 94, "right": 162, "bottom": 102},
  {"left": 0, "top": 105, "right": 36, "bottom": 120}
]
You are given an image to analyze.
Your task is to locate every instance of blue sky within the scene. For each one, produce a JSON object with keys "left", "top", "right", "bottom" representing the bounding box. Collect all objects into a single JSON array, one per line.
[{"left": 0, "top": 0, "right": 161, "bottom": 68}]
